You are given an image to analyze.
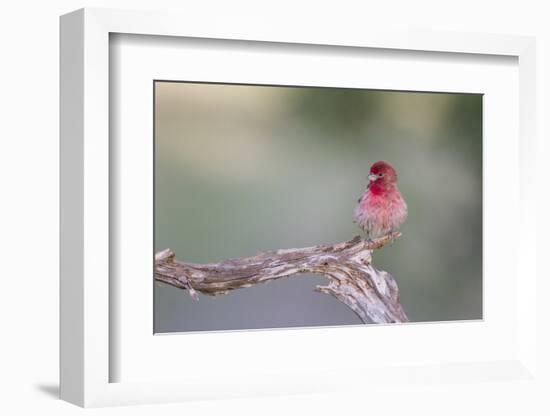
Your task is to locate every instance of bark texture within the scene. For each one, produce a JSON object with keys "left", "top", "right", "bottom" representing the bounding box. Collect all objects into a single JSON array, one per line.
[{"left": 154, "top": 233, "right": 408, "bottom": 324}]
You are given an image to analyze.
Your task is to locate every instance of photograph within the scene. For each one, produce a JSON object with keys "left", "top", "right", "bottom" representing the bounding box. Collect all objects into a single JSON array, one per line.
[{"left": 153, "top": 81, "right": 483, "bottom": 333}]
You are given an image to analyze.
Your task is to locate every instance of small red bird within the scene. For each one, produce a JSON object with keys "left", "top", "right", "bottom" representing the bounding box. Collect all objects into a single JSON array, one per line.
[{"left": 353, "top": 161, "right": 408, "bottom": 239}]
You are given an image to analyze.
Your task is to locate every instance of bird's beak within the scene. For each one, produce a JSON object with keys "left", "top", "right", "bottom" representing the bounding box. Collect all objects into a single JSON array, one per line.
[{"left": 368, "top": 173, "right": 378, "bottom": 182}]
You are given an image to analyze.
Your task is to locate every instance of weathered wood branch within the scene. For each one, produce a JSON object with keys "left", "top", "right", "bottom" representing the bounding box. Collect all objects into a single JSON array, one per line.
[{"left": 154, "top": 233, "right": 408, "bottom": 324}]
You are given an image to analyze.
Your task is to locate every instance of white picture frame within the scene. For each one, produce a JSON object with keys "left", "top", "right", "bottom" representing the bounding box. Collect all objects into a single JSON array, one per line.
[{"left": 60, "top": 7, "right": 537, "bottom": 407}]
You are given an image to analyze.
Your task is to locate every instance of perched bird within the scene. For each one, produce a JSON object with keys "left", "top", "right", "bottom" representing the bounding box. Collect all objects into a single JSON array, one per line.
[{"left": 353, "top": 161, "right": 408, "bottom": 240}]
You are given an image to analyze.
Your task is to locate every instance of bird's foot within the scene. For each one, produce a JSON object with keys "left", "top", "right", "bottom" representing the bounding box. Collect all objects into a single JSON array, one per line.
[{"left": 388, "top": 230, "right": 396, "bottom": 246}]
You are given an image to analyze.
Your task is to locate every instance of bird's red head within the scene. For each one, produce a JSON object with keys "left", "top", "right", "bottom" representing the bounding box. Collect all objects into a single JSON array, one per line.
[{"left": 368, "top": 161, "right": 398, "bottom": 193}]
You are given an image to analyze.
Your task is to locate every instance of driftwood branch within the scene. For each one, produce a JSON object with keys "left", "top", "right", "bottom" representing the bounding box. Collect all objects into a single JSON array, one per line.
[{"left": 154, "top": 233, "right": 408, "bottom": 324}]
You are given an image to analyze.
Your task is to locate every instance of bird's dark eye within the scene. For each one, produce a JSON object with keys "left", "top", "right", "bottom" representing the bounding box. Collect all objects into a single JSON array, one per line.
[{"left": 378, "top": 173, "right": 384, "bottom": 177}]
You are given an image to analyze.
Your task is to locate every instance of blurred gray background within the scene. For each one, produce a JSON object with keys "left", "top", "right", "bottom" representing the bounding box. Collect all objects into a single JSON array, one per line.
[{"left": 154, "top": 81, "right": 482, "bottom": 333}]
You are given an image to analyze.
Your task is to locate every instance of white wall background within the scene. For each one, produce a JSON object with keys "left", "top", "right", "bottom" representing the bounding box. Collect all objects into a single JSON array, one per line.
[{"left": 1, "top": 0, "right": 548, "bottom": 414}]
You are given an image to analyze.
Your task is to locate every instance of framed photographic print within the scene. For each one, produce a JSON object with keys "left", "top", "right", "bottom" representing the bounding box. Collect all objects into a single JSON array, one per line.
[{"left": 60, "top": 8, "right": 537, "bottom": 407}]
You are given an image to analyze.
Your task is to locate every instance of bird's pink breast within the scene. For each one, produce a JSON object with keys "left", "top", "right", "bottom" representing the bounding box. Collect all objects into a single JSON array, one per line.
[{"left": 354, "top": 188, "right": 407, "bottom": 238}]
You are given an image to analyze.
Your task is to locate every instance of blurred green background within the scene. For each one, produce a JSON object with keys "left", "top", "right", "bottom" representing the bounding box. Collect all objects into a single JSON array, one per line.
[{"left": 154, "top": 81, "right": 482, "bottom": 333}]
